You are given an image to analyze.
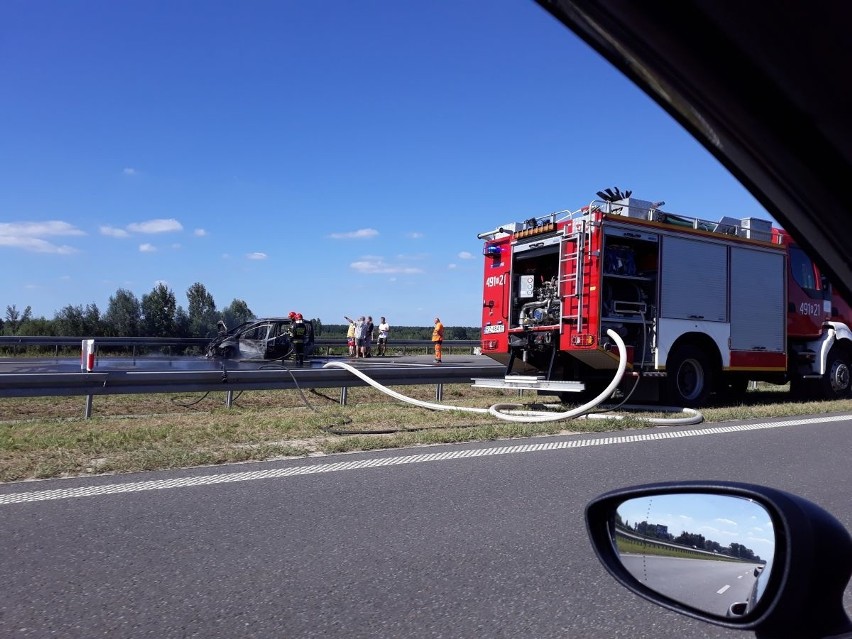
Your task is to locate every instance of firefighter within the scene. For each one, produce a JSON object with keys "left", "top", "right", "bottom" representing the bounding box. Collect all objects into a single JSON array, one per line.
[
  {"left": 289, "top": 313, "right": 308, "bottom": 367},
  {"left": 432, "top": 316, "right": 444, "bottom": 363}
]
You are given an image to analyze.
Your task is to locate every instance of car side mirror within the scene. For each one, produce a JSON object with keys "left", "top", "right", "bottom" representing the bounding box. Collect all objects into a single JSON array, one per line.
[{"left": 585, "top": 482, "right": 852, "bottom": 639}]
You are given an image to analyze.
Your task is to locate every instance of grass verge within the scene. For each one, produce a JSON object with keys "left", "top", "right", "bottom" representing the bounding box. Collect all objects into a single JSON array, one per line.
[{"left": 1, "top": 383, "right": 850, "bottom": 483}]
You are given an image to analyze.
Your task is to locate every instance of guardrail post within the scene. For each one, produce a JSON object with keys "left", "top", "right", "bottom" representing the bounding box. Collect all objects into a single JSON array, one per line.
[
  {"left": 84, "top": 395, "right": 93, "bottom": 419},
  {"left": 340, "top": 386, "right": 348, "bottom": 406},
  {"left": 226, "top": 391, "right": 234, "bottom": 408},
  {"left": 435, "top": 383, "right": 443, "bottom": 401}
]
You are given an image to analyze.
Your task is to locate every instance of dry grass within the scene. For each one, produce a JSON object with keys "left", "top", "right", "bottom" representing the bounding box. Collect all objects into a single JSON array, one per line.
[{"left": 2, "top": 382, "right": 851, "bottom": 483}]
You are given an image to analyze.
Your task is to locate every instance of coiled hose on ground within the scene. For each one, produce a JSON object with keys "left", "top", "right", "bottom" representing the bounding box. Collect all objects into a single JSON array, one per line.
[{"left": 323, "top": 329, "right": 703, "bottom": 426}]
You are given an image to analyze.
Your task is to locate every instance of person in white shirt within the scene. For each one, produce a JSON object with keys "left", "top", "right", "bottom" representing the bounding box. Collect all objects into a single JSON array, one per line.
[{"left": 377, "top": 317, "right": 390, "bottom": 356}]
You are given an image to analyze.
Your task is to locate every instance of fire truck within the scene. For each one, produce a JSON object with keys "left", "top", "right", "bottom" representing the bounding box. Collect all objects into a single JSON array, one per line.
[{"left": 477, "top": 188, "right": 852, "bottom": 407}]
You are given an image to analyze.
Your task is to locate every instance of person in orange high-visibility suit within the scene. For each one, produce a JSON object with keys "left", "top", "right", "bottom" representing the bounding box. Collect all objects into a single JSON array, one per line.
[{"left": 432, "top": 317, "right": 444, "bottom": 363}]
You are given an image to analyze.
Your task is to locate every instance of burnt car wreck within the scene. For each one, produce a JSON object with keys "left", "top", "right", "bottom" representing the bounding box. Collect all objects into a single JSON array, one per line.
[{"left": 206, "top": 317, "right": 315, "bottom": 361}]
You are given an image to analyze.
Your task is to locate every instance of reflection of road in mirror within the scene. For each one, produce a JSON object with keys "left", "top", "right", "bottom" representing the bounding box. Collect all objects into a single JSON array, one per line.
[{"left": 613, "top": 493, "right": 774, "bottom": 617}]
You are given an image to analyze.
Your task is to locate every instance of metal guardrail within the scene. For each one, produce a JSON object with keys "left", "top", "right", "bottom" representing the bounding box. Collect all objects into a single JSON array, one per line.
[
  {"left": 0, "top": 360, "right": 505, "bottom": 418},
  {"left": 0, "top": 336, "right": 209, "bottom": 347},
  {"left": 0, "top": 336, "right": 494, "bottom": 417},
  {"left": 0, "top": 336, "right": 480, "bottom": 356},
  {"left": 0, "top": 364, "right": 501, "bottom": 399}
]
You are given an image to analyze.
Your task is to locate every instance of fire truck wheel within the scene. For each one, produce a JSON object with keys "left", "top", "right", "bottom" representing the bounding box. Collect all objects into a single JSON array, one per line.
[
  {"left": 666, "top": 345, "right": 714, "bottom": 407},
  {"left": 820, "top": 348, "right": 851, "bottom": 399}
]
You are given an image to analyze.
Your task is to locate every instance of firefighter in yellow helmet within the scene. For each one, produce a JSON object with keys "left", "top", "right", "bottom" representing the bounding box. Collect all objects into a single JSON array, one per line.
[{"left": 432, "top": 316, "right": 444, "bottom": 363}]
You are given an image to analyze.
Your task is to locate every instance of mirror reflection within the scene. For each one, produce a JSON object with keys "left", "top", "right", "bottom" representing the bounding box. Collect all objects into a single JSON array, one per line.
[{"left": 613, "top": 493, "right": 775, "bottom": 618}]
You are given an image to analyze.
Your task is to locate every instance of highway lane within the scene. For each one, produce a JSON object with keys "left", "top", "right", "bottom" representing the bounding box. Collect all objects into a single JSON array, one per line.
[
  {"left": 620, "top": 555, "right": 760, "bottom": 617},
  {"left": 1, "top": 414, "right": 850, "bottom": 638}
]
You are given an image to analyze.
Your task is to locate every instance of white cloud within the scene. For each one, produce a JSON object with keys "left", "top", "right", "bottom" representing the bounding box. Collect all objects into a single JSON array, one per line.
[
  {"left": 0, "top": 236, "right": 78, "bottom": 254},
  {"left": 329, "top": 228, "right": 379, "bottom": 240},
  {"left": 0, "top": 221, "right": 85, "bottom": 237},
  {"left": 247, "top": 252, "right": 267, "bottom": 260},
  {"left": 194, "top": 228, "right": 207, "bottom": 237},
  {"left": 127, "top": 218, "right": 183, "bottom": 234},
  {"left": 448, "top": 263, "right": 458, "bottom": 269},
  {"left": 171, "top": 243, "right": 181, "bottom": 250},
  {"left": 0, "top": 220, "right": 83, "bottom": 254},
  {"left": 407, "top": 231, "right": 424, "bottom": 239},
  {"left": 350, "top": 258, "right": 423, "bottom": 274},
  {"left": 715, "top": 518, "right": 738, "bottom": 527},
  {"left": 100, "top": 225, "right": 130, "bottom": 238},
  {"left": 139, "top": 243, "right": 157, "bottom": 252},
  {"left": 123, "top": 167, "right": 138, "bottom": 176},
  {"left": 458, "top": 251, "right": 474, "bottom": 260}
]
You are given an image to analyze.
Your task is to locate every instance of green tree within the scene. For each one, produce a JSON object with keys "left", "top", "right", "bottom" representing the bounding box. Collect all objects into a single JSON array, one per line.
[
  {"left": 449, "top": 326, "right": 468, "bottom": 340},
  {"left": 174, "top": 306, "right": 190, "bottom": 337},
  {"left": 18, "top": 315, "right": 53, "bottom": 336},
  {"left": 141, "top": 283, "right": 177, "bottom": 337},
  {"left": 186, "top": 282, "right": 218, "bottom": 338},
  {"left": 54, "top": 302, "right": 101, "bottom": 336},
  {"left": 103, "top": 288, "right": 142, "bottom": 337},
  {"left": 221, "top": 299, "right": 254, "bottom": 329},
  {"left": 54, "top": 304, "right": 84, "bottom": 336},
  {"left": 4, "top": 304, "right": 32, "bottom": 334}
]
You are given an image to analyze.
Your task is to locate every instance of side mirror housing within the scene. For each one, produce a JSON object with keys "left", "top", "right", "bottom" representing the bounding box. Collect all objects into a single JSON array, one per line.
[{"left": 585, "top": 481, "right": 852, "bottom": 639}]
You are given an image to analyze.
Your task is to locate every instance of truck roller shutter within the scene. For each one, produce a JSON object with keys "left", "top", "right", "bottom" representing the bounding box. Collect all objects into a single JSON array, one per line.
[
  {"left": 730, "top": 247, "right": 785, "bottom": 352},
  {"left": 661, "top": 237, "right": 728, "bottom": 322}
]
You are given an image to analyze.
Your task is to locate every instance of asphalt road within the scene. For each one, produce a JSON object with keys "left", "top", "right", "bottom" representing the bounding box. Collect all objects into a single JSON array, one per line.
[
  {"left": 620, "top": 555, "right": 760, "bottom": 617},
  {"left": 1, "top": 414, "right": 851, "bottom": 638}
]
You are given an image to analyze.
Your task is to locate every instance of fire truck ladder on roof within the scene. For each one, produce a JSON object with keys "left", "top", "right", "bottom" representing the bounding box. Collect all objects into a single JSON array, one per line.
[{"left": 561, "top": 220, "right": 589, "bottom": 330}]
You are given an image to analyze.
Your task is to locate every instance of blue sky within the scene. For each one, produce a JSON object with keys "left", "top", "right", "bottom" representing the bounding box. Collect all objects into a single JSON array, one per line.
[{"left": 0, "top": 1, "right": 770, "bottom": 327}]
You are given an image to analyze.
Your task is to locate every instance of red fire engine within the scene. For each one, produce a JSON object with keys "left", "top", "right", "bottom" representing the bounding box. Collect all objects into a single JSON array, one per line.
[{"left": 477, "top": 188, "right": 852, "bottom": 406}]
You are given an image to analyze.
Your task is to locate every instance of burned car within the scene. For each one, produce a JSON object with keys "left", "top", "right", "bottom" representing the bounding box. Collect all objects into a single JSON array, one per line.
[{"left": 206, "top": 317, "right": 315, "bottom": 360}]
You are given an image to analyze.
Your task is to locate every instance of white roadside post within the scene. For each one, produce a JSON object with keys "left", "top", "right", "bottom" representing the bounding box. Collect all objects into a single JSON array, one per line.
[{"left": 81, "top": 339, "right": 96, "bottom": 418}]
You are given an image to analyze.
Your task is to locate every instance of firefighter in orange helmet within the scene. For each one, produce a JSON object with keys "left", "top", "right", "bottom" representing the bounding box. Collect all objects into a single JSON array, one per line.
[{"left": 432, "top": 316, "right": 444, "bottom": 363}]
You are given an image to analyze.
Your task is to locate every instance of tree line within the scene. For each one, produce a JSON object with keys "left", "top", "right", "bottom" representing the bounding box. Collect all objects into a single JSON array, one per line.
[
  {"left": 617, "top": 512, "right": 762, "bottom": 562},
  {"left": 2, "top": 283, "right": 482, "bottom": 341}
]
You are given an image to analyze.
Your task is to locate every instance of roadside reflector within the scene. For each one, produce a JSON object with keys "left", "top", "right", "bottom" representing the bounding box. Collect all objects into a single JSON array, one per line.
[{"left": 81, "top": 339, "right": 96, "bottom": 372}]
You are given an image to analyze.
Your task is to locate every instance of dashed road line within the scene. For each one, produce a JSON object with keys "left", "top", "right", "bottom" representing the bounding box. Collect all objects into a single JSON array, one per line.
[{"left": 1, "top": 414, "right": 849, "bottom": 506}]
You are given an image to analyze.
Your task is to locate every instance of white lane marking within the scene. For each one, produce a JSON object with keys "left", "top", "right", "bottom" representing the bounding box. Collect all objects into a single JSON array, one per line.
[
  {"left": 1, "top": 414, "right": 849, "bottom": 506},
  {"left": 738, "top": 575, "right": 743, "bottom": 579},
  {"left": 717, "top": 585, "right": 731, "bottom": 595}
]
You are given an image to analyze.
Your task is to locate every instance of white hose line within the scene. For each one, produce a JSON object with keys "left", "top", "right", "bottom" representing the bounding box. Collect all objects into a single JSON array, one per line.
[
  {"left": 321, "top": 360, "right": 489, "bottom": 414},
  {"left": 322, "top": 329, "right": 703, "bottom": 425},
  {"left": 483, "top": 328, "right": 628, "bottom": 423},
  {"left": 583, "top": 405, "right": 703, "bottom": 426}
]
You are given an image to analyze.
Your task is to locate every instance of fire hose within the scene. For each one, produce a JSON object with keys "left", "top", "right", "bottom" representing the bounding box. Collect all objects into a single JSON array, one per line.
[{"left": 323, "top": 329, "right": 703, "bottom": 426}]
